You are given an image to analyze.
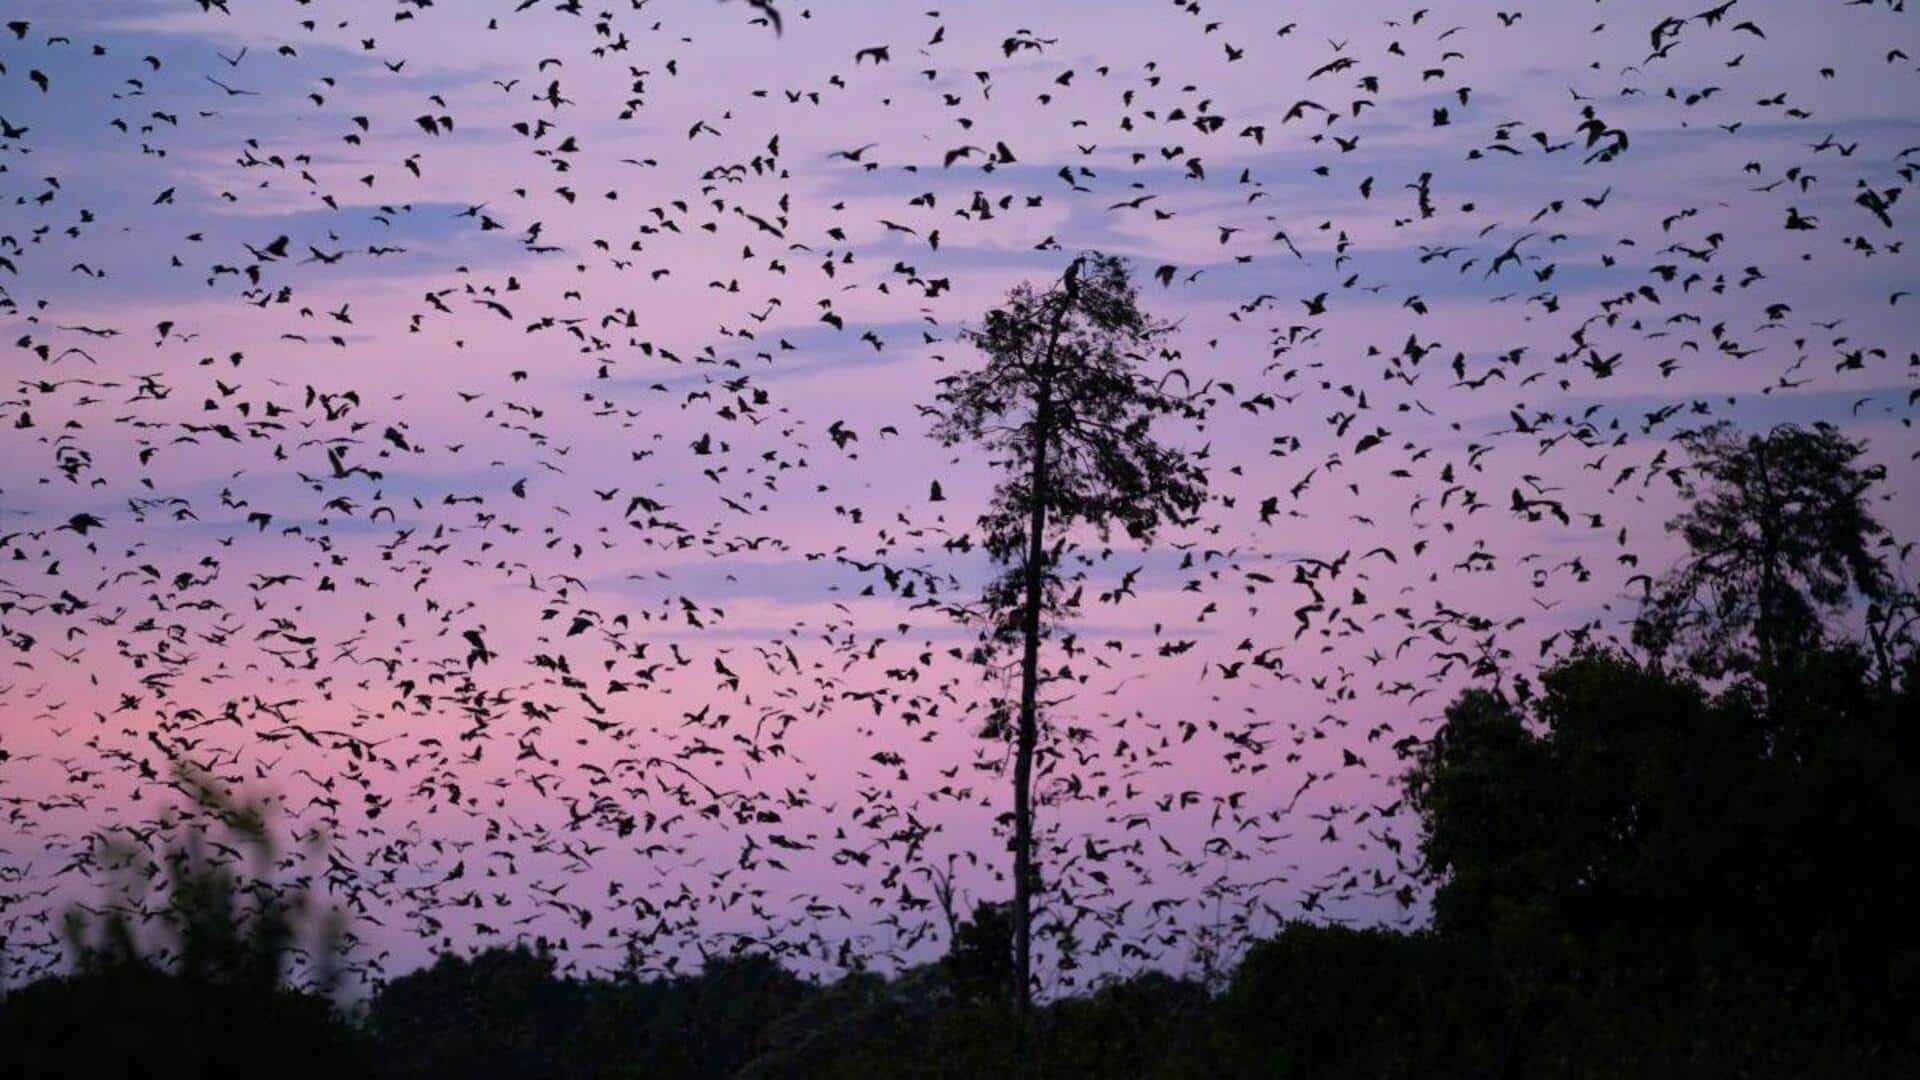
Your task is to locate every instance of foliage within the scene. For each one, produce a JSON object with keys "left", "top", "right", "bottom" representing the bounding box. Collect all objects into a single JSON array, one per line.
[
  {"left": 938, "top": 900, "right": 1012, "bottom": 1003},
  {"left": 0, "top": 962, "right": 367, "bottom": 1080},
  {"left": 1635, "top": 422, "right": 1897, "bottom": 682},
  {"left": 367, "top": 946, "right": 812, "bottom": 1080},
  {"left": 932, "top": 251, "right": 1207, "bottom": 647},
  {"left": 0, "top": 773, "right": 365, "bottom": 1079},
  {"left": 1411, "top": 643, "right": 1919, "bottom": 1076},
  {"left": 1214, "top": 923, "right": 1463, "bottom": 1079},
  {"left": 1412, "top": 421, "right": 1920, "bottom": 1074}
]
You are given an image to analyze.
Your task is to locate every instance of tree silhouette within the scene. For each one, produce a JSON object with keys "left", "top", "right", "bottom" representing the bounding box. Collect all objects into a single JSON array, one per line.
[
  {"left": 1407, "top": 427, "right": 1920, "bottom": 1074},
  {"left": 930, "top": 252, "right": 1207, "bottom": 1012},
  {"left": 2, "top": 768, "right": 363, "bottom": 1079},
  {"left": 1634, "top": 422, "right": 1895, "bottom": 690}
]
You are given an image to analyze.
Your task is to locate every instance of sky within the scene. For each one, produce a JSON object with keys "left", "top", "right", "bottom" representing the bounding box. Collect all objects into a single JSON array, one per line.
[{"left": 1, "top": 0, "right": 1916, "bottom": 993}]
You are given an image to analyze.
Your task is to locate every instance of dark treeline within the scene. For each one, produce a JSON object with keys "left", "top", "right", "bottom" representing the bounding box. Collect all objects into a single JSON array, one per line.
[{"left": 4, "top": 426, "right": 1916, "bottom": 1077}]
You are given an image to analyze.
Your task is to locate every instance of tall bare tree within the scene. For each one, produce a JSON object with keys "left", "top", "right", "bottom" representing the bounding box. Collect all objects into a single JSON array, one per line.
[{"left": 929, "top": 253, "right": 1207, "bottom": 1012}]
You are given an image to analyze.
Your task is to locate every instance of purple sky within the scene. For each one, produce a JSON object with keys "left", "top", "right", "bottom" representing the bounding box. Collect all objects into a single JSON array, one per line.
[{"left": 2, "top": 0, "right": 1916, "bottom": 993}]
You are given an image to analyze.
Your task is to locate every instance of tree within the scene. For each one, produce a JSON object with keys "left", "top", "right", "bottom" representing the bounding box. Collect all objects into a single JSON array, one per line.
[
  {"left": 941, "top": 902, "right": 1014, "bottom": 1005},
  {"left": 1218, "top": 923, "right": 1453, "bottom": 1079},
  {"left": 929, "top": 252, "right": 1207, "bottom": 1012},
  {"left": 1634, "top": 422, "right": 1894, "bottom": 689},
  {"left": 1407, "top": 427, "right": 1920, "bottom": 1072},
  {"left": 1, "top": 770, "right": 365, "bottom": 1080},
  {"left": 1407, "top": 644, "right": 1920, "bottom": 1075}
]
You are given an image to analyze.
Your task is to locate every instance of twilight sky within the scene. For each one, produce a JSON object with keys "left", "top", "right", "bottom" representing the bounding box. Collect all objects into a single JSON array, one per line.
[{"left": 2, "top": 0, "right": 1916, "bottom": 992}]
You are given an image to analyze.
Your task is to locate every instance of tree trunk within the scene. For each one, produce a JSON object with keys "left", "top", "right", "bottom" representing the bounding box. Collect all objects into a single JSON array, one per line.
[
  {"left": 1011, "top": 281, "right": 1073, "bottom": 1016},
  {"left": 1753, "top": 438, "right": 1782, "bottom": 694}
]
